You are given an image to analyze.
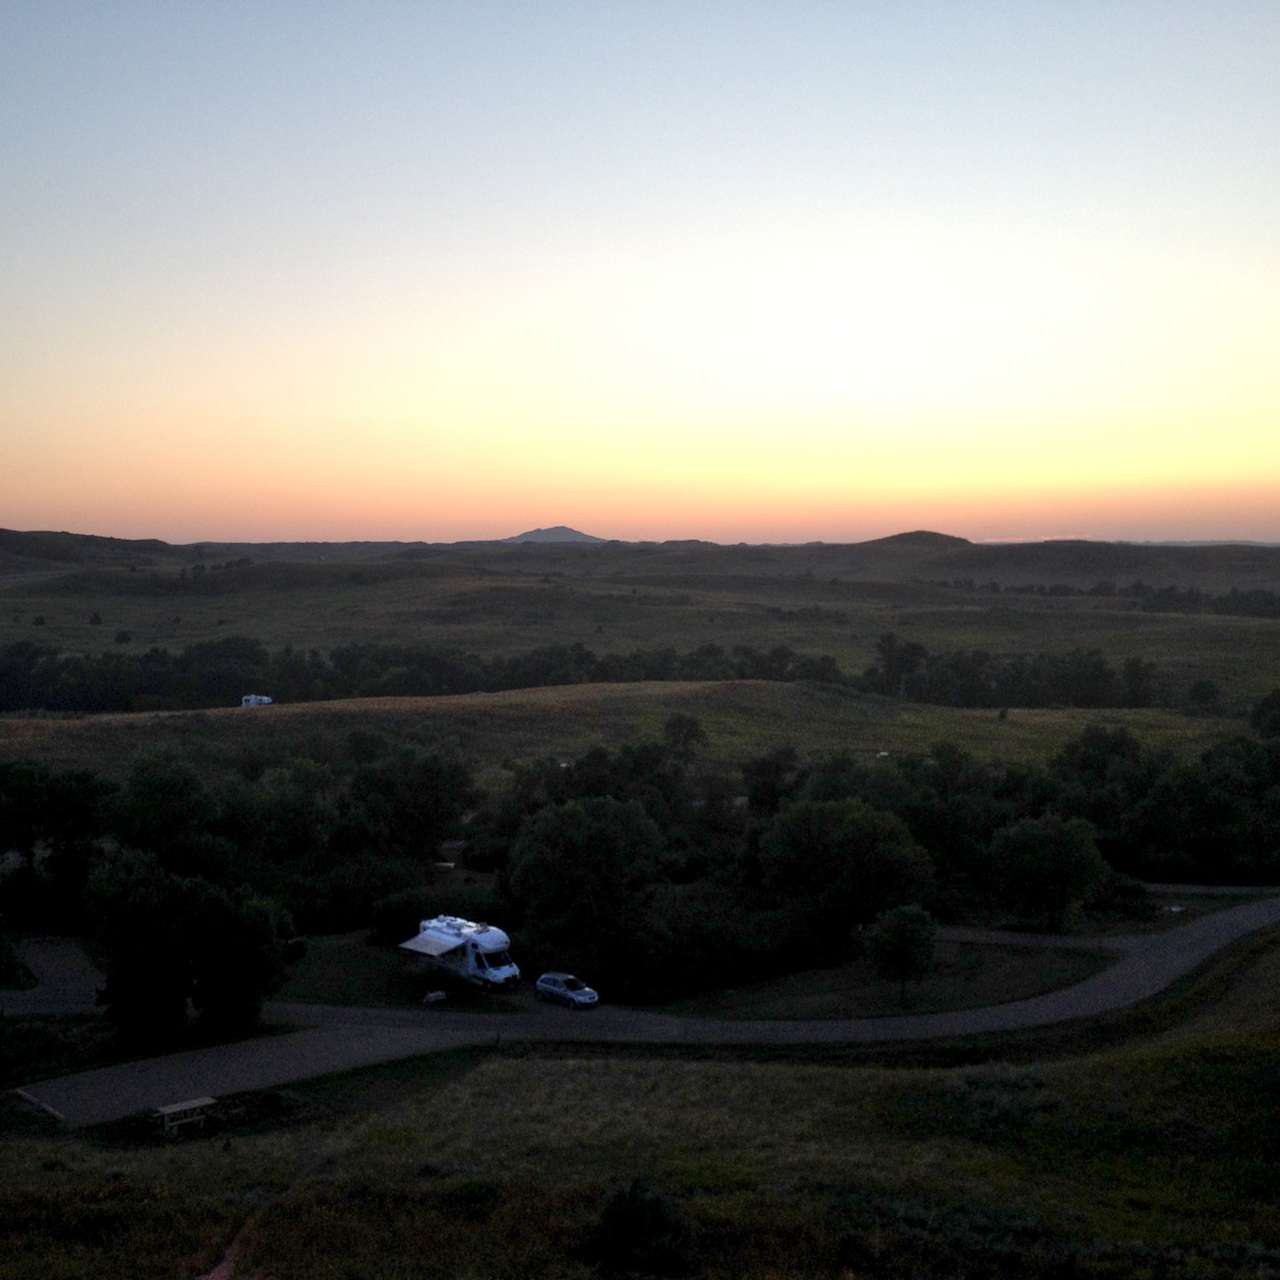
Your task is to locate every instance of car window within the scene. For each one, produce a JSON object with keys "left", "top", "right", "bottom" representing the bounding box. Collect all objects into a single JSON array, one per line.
[{"left": 564, "top": 978, "right": 584, "bottom": 990}]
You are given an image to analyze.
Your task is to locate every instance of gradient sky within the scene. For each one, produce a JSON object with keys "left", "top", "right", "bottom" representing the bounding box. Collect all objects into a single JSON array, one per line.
[{"left": 3, "top": 2, "right": 1277, "bottom": 544}]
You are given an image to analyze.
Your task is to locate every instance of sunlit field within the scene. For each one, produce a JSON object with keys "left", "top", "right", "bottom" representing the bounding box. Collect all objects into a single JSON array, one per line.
[{"left": 0, "top": 681, "right": 1240, "bottom": 791}]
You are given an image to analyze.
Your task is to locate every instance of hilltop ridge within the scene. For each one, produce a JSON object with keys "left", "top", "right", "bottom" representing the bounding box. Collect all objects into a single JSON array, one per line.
[
  {"left": 2, "top": 526, "right": 1279, "bottom": 593},
  {"left": 502, "top": 525, "right": 606, "bottom": 544}
]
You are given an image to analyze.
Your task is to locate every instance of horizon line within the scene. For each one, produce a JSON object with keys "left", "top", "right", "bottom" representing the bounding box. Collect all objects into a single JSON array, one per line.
[{"left": 7, "top": 525, "right": 1280, "bottom": 550}]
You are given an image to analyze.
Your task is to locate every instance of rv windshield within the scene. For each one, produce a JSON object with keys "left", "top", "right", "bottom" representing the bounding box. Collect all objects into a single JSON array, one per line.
[{"left": 485, "top": 949, "right": 513, "bottom": 969}]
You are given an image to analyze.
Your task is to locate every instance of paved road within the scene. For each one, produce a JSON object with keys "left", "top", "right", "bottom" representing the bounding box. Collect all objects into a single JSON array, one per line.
[
  {"left": 2, "top": 937, "right": 104, "bottom": 1016},
  {"left": 12, "top": 894, "right": 1280, "bottom": 1128}
]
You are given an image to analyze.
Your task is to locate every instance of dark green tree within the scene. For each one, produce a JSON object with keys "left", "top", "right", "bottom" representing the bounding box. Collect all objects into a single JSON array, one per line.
[
  {"left": 867, "top": 903, "right": 937, "bottom": 1005},
  {"left": 341, "top": 748, "right": 476, "bottom": 861},
  {"left": 89, "top": 850, "right": 294, "bottom": 1042},
  {"left": 507, "top": 797, "right": 663, "bottom": 988},
  {"left": 741, "top": 745, "right": 801, "bottom": 814},
  {"left": 1121, "top": 656, "right": 1158, "bottom": 708},
  {"left": 663, "top": 713, "right": 707, "bottom": 759},
  {"left": 757, "top": 799, "right": 934, "bottom": 957},
  {"left": 113, "top": 754, "right": 215, "bottom": 859},
  {"left": 88, "top": 850, "right": 193, "bottom": 1043},
  {"left": 989, "top": 814, "right": 1107, "bottom": 930},
  {"left": 873, "top": 633, "right": 928, "bottom": 697},
  {"left": 186, "top": 881, "right": 293, "bottom": 1031},
  {"left": 1051, "top": 725, "right": 1167, "bottom": 867}
]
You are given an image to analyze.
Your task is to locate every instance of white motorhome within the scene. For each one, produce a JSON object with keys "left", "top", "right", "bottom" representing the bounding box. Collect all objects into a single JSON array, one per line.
[
  {"left": 399, "top": 915, "right": 520, "bottom": 990},
  {"left": 240, "top": 694, "right": 273, "bottom": 707}
]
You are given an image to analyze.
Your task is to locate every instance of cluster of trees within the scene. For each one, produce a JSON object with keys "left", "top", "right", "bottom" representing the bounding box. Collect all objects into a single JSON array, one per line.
[
  {"left": 6, "top": 691, "right": 1279, "bottom": 1022},
  {"left": 485, "top": 736, "right": 1121, "bottom": 1001},
  {"left": 1, "top": 740, "right": 478, "bottom": 1037},
  {"left": 491, "top": 694, "right": 1280, "bottom": 998},
  {"left": 89, "top": 850, "right": 293, "bottom": 1041},
  {"left": 860, "top": 633, "right": 1164, "bottom": 709},
  {"left": 0, "top": 742, "right": 475, "bottom": 938}
]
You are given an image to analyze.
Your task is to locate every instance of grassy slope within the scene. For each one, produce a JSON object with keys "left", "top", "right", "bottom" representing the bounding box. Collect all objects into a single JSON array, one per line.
[
  {"left": 0, "top": 681, "right": 1239, "bottom": 787},
  {"left": 3, "top": 932, "right": 1278, "bottom": 1279},
  {"left": 4, "top": 540, "right": 1280, "bottom": 708}
]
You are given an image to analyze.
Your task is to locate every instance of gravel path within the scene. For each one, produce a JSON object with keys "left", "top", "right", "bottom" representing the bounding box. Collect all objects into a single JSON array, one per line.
[{"left": 13, "top": 894, "right": 1280, "bottom": 1128}]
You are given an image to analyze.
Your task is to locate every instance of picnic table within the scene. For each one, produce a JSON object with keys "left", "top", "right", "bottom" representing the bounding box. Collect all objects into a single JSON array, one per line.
[{"left": 153, "top": 1096, "right": 217, "bottom": 1136}]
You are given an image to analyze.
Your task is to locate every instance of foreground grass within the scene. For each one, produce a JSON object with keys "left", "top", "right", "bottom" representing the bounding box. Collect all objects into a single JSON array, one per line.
[
  {"left": 0, "top": 680, "right": 1239, "bottom": 788},
  {"left": 4, "top": 934, "right": 1280, "bottom": 1278},
  {"left": 663, "top": 941, "right": 1109, "bottom": 1020}
]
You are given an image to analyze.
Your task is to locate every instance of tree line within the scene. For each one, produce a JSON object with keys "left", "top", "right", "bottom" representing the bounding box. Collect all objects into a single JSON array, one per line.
[
  {"left": 860, "top": 633, "right": 1169, "bottom": 708},
  {"left": 0, "top": 631, "right": 1195, "bottom": 715}
]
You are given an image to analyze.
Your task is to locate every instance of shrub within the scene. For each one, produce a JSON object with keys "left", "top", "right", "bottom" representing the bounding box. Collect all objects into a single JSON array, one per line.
[
  {"left": 867, "top": 904, "right": 937, "bottom": 1004},
  {"left": 586, "top": 1179, "right": 695, "bottom": 1276},
  {"left": 1089, "top": 870, "right": 1155, "bottom": 921},
  {"left": 1186, "top": 678, "right": 1220, "bottom": 709},
  {"left": 1250, "top": 689, "right": 1280, "bottom": 738},
  {"left": 0, "top": 932, "right": 35, "bottom": 990}
]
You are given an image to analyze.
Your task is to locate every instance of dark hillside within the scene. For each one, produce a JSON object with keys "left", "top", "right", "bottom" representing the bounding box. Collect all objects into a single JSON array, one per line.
[
  {"left": 441, "top": 535, "right": 1280, "bottom": 590},
  {"left": 930, "top": 539, "right": 1280, "bottom": 589},
  {"left": 9, "top": 528, "right": 1280, "bottom": 591},
  {"left": 859, "top": 529, "right": 972, "bottom": 549},
  {"left": 0, "top": 529, "right": 175, "bottom": 571}
]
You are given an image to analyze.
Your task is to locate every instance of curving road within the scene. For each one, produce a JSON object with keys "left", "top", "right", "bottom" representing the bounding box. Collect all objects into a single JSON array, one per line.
[{"left": 11, "top": 894, "right": 1280, "bottom": 1128}]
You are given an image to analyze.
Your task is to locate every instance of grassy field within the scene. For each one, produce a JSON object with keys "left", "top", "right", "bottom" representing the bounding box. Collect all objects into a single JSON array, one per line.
[
  {"left": 0, "top": 681, "right": 1241, "bottom": 789},
  {"left": 5, "top": 544, "right": 1280, "bottom": 710},
  {"left": 3, "top": 930, "right": 1279, "bottom": 1279}
]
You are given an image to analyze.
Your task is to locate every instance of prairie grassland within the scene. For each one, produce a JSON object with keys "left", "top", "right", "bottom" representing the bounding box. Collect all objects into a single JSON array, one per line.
[
  {"left": 6, "top": 559, "right": 1280, "bottom": 707},
  {"left": 0, "top": 681, "right": 1240, "bottom": 787},
  {"left": 4, "top": 934, "right": 1279, "bottom": 1280}
]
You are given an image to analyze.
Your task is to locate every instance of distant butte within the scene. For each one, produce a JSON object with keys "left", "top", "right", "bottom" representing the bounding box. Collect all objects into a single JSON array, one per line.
[
  {"left": 857, "top": 530, "right": 972, "bottom": 548},
  {"left": 503, "top": 526, "right": 606, "bottom": 544}
]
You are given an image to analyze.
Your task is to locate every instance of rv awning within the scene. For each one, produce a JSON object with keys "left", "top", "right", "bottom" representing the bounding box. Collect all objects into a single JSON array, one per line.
[{"left": 399, "top": 935, "right": 463, "bottom": 958}]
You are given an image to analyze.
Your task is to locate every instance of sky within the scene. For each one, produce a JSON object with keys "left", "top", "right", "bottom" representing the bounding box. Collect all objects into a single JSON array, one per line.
[{"left": 2, "top": 2, "right": 1277, "bottom": 545}]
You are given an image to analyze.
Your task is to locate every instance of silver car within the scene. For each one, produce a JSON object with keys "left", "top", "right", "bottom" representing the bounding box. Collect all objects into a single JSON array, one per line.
[{"left": 535, "top": 972, "right": 599, "bottom": 1008}]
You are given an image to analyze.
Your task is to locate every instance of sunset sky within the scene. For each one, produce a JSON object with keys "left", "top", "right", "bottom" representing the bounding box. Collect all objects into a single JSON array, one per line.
[{"left": 3, "top": 3, "right": 1277, "bottom": 544}]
